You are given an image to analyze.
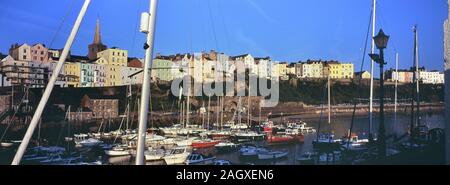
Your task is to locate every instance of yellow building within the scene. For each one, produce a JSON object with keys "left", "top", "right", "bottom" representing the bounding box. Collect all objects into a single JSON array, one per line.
[
  {"left": 326, "top": 62, "right": 354, "bottom": 79},
  {"left": 64, "top": 62, "right": 81, "bottom": 87},
  {"left": 96, "top": 47, "right": 128, "bottom": 67},
  {"left": 342, "top": 63, "right": 354, "bottom": 79},
  {"left": 327, "top": 63, "right": 342, "bottom": 79},
  {"left": 277, "top": 63, "right": 288, "bottom": 77},
  {"left": 105, "top": 64, "right": 122, "bottom": 86},
  {"left": 355, "top": 71, "right": 371, "bottom": 79}
]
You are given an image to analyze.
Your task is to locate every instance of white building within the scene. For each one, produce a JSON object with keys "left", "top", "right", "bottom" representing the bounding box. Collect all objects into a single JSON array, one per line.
[
  {"left": 419, "top": 71, "right": 445, "bottom": 84},
  {"left": 302, "top": 61, "right": 323, "bottom": 78}
]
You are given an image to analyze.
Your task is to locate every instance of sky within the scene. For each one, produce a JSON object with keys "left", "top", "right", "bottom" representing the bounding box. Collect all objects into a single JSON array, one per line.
[{"left": 0, "top": 0, "right": 448, "bottom": 76}]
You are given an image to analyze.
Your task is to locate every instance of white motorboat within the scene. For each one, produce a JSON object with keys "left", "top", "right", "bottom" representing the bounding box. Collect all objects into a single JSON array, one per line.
[
  {"left": 258, "top": 150, "right": 288, "bottom": 160},
  {"left": 144, "top": 147, "right": 166, "bottom": 161},
  {"left": 163, "top": 147, "right": 190, "bottom": 165},
  {"left": 185, "top": 153, "right": 216, "bottom": 165}
]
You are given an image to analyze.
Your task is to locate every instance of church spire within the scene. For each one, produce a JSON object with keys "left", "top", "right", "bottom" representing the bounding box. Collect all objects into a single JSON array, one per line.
[{"left": 93, "top": 17, "right": 102, "bottom": 44}]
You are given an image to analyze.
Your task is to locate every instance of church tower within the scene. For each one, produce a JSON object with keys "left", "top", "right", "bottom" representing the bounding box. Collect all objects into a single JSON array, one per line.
[{"left": 88, "top": 18, "right": 107, "bottom": 60}]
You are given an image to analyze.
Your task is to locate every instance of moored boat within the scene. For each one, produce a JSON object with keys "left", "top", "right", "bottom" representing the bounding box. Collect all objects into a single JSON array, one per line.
[
  {"left": 192, "top": 139, "right": 220, "bottom": 149},
  {"left": 257, "top": 150, "right": 289, "bottom": 160},
  {"left": 163, "top": 147, "right": 190, "bottom": 165},
  {"left": 214, "top": 142, "right": 240, "bottom": 153},
  {"left": 185, "top": 153, "right": 216, "bottom": 165}
]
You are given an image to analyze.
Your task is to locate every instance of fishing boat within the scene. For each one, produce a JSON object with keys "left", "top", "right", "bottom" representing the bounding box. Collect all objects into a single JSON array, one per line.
[
  {"left": 214, "top": 142, "right": 240, "bottom": 153},
  {"left": 192, "top": 139, "right": 220, "bottom": 149},
  {"left": 185, "top": 153, "right": 216, "bottom": 165},
  {"left": 104, "top": 146, "right": 130, "bottom": 157},
  {"left": 144, "top": 147, "right": 166, "bottom": 161},
  {"left": 257, "top": 150, "right": 288, "bottom": 160},
  {"left": 163, "top": 147, "right": 190, "bottom": 165},
  {"left": 266, "top": 135, "right": 295, "bottom": 145}
]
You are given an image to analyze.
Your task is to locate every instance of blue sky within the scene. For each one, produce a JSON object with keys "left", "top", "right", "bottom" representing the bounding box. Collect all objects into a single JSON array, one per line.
[{"left": 0, "top": 0, "right": 448, "bottom": 75}]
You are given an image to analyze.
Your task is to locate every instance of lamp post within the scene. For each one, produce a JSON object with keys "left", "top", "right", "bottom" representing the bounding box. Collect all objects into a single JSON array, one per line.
[{"left": 369, "top": 29, "right": 389, "bottom": 159}]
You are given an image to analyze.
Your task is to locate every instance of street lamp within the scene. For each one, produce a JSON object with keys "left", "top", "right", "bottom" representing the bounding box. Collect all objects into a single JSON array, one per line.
[{"left": 369, "top": 29, "right": 389, "bottom": 159}]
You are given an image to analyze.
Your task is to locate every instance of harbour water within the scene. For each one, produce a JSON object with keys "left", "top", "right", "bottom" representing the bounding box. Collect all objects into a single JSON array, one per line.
[{"left": 0, "top": 112, "right": 444, "bottom": 165}]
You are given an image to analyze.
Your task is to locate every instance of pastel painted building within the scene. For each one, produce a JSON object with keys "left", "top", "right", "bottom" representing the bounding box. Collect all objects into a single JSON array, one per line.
[
  {"left": 64, "top": 62, "right": 80, "bottom": 87},
  {"left": 9, "top": 43, "right": 31, "bottom": 61},
  {"left": 80, "top": 62, "right": 94, "bottom": 87},
  {"left": 97, "top": 47, "right": 128, "bottom": 67},
  {"left": 105, "top": 64, "right": 121, "bottom": 86},
  {"left": 93, "top": 63, "right": 106, "bottom": 87},
  {"left": 231, "top": 54, "right": 257, "bottom": 75},
  {"left": 30, "top": 44, "right": 49, "bottom": 63},
  {"left": 341, "top": 63, "right": 354, "bottom": 79},
  {"left": 255, "top": 57, "right": 269, "bottom": 78},
  {"left": 121, "top": 66, "right": 143, "bottom": 85},
  {"left": 48, "top": 61, "right": 66, "bottom": 87},
  {"left": 302, "top": 61, "right": 323, "bottom": 78},
  {"left": 354, "top": 71, "right": 371, "bottom": 80},
  {"left": 152, "top": 58, "right": 177, "bottom": 82}
]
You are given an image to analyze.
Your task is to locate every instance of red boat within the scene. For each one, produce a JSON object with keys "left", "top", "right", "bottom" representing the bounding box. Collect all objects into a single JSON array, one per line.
[
  {"left": 266, "top": 135, "right": 295, "bottom": 145},
  {"left": 192, "top": 140, "right": 220, "bottom": 148}
]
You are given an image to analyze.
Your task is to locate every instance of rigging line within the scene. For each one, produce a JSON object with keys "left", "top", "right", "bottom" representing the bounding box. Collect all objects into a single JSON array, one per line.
[
  {"left": 196, "top": 0, "right": 207, "bottom": 51},
  {"left": 130, "top": 0, "right": 143, "bottom": 57},
  {"left": 207, "top": 0, "right": 219, "bottom": 50},
  {"left": 347, "top": 5, "right": 373, "bottom": 149},
  {"left": 217, "top": 0, "right": 231, "bottom": 51},
  {"left": 47, "top": 0, "right": 76, "bottom": 49},
  {"left": 376, "top": 2, "right": 398, "bottom": 52},
  {"left": 316, "top": 80, "right": 328, "bottom": 142},
  {"left": 0, "top": 86, "right": 31, "bottom": 142}
]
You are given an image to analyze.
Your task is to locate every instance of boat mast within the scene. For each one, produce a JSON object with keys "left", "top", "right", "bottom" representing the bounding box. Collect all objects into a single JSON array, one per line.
[
  {"left": 136, "top": 0, "right": 158, "bottom": 165},
  {"left": 414, "top": 25, "right": 420, "bottom": 127},
  {"left": 394, "top": 51, "right": 398, "bottom": 134},
  {"left": 247, "top": 85, "right": 251, "bottom": 127},
  {"left": 207, "top": 96, "right": 210, "bottom": 130},
  {"left": 369, "top": 0, "right": 377, "bottom": 141},
  {"left": 328, "top": 75, "right": 331, "bottom": 124},
  {"left": 12, "top": 0, "right": 91, "bottom": 165}
]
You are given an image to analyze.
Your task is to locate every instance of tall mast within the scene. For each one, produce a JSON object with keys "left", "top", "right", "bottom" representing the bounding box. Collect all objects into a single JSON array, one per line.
[
  {"left": 136, "top": 0, "right": 158, "bottom": 165},
  {"left": 369, "top": 0, "right": 377, "bottom": 141},
  {"left": 414, "top": 26, "right": 420, "bottom": 127},
  {"left": 328, "top": 75, "right": 331, "bottom": 124},
  {"left": 12, "top": 0, "right": 91, "bottom": 165},
  {"left": 207, "top": 96, "right": 211, "bottom": 130},
  {"left": 394, "top": 52, "right": 398, "bottom": 134},
  {"left": 247, "top": 85, "right": 251, "bottom": 126}
]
